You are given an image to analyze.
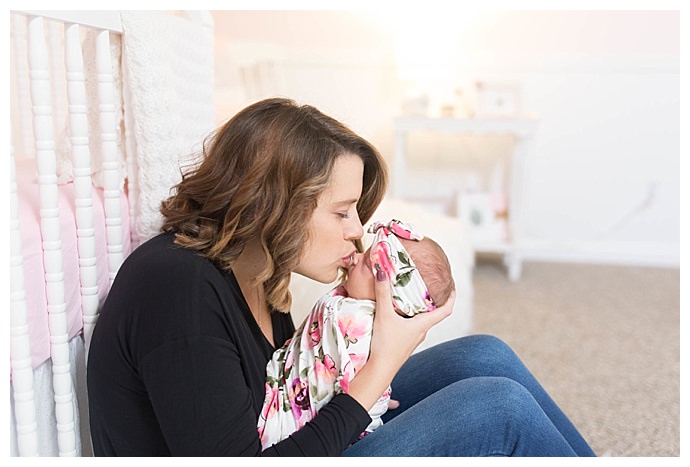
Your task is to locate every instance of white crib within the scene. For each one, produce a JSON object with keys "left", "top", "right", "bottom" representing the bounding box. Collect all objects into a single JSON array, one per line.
[{"left": 9, "top": 10, "right": 215, "bottom": 456}]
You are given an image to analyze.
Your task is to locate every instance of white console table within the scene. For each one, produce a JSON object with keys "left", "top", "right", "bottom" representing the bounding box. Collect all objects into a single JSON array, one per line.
[{"left": 393, "top": 116, "right": 539, "bottom": 281}]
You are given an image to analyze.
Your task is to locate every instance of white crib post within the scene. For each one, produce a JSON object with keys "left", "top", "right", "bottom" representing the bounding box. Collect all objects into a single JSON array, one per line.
[
  {"left": 64, "top": 22, "right": 100, "bottom": 355},
  {"left": 95, "top": 30, "right": 124, "bottom": 284},
  {"left": 27, "top": 15, "right": 77, "bottom": 457},
  {"left": 46, "top": 19, "right": 68, "bottom": 148},
  {"left": 10, "top": 136, "right": 40, "bottom": 458},
  {"left": 11, "top": 14, "right": 35, "bottom": 159}
]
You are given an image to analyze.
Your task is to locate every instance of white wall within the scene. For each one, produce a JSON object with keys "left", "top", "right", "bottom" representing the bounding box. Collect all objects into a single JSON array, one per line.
[{"left": 211, "top": 10, "right": 680, "bottom": 267}]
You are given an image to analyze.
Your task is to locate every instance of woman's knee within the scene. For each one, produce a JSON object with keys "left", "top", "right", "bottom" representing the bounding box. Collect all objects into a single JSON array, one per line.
[
  {"left": 462, "top": 334, "right": 514, "bottom": 355},
  {"left": 476, "top": 377, "right": 536, "bottom": 419},
  {"left": 446, "top": 377, "right": 576, "bottom": 456},
  {"left": 437, "top": 378, "right": 544, "bottom": 448},
  {"left": 389, "top": 335, "right": 529, "bottom": 413},
  {"left": 439, "top": 334, "right": 521, "bottom": 371},
  {"left": 448, "top": 377, "right": 542, "bottom": 437}
]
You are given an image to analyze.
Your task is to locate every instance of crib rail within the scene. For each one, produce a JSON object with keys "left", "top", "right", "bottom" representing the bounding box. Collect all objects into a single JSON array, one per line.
[
  {"left": 9, "top": 10, "right": 125, "bottom": 456},
  {"left": 16, "top": 10, "right": 123, "bottom": 32},
  {"left": 28, "top": 14, "right": 78, "bottom": 456}
]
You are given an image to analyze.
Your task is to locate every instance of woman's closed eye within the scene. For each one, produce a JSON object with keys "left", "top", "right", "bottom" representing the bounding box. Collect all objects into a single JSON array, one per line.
[{"left": 336, "top": 204, "right": 358, "bottom": 219}]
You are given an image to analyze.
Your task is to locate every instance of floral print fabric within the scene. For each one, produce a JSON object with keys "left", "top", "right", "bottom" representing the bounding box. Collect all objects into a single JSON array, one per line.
[
  {"left": 257, "top": 287, "right": 390, "bottom": 450},
  {"left": 369, "top": 219, "right": 436, "bottom": 317}
]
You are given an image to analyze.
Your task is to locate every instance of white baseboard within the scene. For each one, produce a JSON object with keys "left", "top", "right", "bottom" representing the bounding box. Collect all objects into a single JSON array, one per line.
[{"left": 517, "top": 239, "right": 680, "bottom": 268}]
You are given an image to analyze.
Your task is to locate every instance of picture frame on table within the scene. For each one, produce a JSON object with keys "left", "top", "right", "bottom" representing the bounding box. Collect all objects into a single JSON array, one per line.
[
  {"left": 475, "top": 81, "right": 522, "bottom": 118},
  {"left": 457, "top": 191, "right": 496, "bottom": 242}
]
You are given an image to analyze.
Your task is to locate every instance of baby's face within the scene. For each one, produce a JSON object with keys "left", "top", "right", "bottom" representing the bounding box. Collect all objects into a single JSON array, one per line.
[{"left": 343, "top": 247, "right": 376, "bottom": 301}]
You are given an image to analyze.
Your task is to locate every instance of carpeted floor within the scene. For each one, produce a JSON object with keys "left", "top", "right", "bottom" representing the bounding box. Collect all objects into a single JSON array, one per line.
[{"left": 470, "top": 256, "right": 680, "bottom": 457}]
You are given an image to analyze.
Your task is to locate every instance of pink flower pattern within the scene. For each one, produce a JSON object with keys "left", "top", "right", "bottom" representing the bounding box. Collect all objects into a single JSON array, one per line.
[
  {"left": 336, "top": 312, "right": 370, "bottom": 349},
  {"left": 257, "top": 289, "right": 389, "bottom": 450},
  {"left": 313, "top": 353, "right": 338, "bottom": 383},
  {"left": 369, "top": 220, "right": 436, "bottom": 316},
  {"left": 370, "top": 240, "right": 395, "bottom": 278}
]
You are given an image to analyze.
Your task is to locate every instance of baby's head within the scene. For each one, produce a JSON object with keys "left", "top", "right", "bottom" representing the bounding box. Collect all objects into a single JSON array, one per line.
[
  {"left": 344, "top": 235, "right": 455, "bottom": 312},
  {"left": 400, "top": 236, "right": 455, "bottom": 309}
]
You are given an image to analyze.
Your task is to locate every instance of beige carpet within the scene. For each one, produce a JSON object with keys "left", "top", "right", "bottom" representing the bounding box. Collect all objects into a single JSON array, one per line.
[{"left": 470, "top": 257, "right": 680, "bottom": 457}]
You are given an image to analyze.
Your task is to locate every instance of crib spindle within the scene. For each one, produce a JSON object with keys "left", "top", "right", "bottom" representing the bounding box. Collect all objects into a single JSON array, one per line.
[
  {"left": 95, "top": 30, "right": 124, "bottom": 284},
  {"left": 64, "top": 22, "right": 100, "bottom": 354},
  {"left": 11, "top": 14, "right": 35, "bottom": 159},
  {"left": 10, "top": 136, "right": 40, "bottom": 457},
  {"left": 27, "top": 15, "right": 77, "bottom": 457},
  {"left": 46, "top": 19, "right": 68, "bottom": 151}
]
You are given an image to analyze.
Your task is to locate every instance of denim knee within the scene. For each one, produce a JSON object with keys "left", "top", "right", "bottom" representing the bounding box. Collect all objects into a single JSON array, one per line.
[
  {"left": 477, "top": 377, "right": 537, "bottom": 422},
  {"left": 459, "top": 377, "right": 576, "bottom": 457},
  {"left": 461, "top": 334, "right": 514, "bottom": 357},
  {"left": 432, "top": 335, "right": 520, "bottom": 375},
  {"left": 434, "top": 377, "right": 553, "bottom": 456}
]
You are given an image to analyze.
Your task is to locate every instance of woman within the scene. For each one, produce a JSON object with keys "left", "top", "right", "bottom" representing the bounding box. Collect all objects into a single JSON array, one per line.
[{"left": 87, "top": 98, "right": 595, "bottom": 456}]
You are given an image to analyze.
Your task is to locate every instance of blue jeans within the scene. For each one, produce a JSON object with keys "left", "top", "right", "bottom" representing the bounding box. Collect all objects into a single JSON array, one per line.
[{"left": 343, "top": 335, "right": 596, "bottom": 457}]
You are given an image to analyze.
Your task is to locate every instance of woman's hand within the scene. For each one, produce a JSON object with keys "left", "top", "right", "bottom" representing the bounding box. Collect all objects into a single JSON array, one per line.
[
  {"left": 347, "top": 269, "right": 455, "bottom": 411},
  {"left": 368, "top": 269, "right": 455, "bottom": 371}
]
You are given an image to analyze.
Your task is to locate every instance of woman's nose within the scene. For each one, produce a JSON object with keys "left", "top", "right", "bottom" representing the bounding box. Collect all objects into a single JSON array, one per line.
[{"left": 345, "top": 214, "right": 364, "bottom": 241}]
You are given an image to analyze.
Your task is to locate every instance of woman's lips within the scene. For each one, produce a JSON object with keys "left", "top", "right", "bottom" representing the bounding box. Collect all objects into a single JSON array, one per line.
[{"left": 341, "top": 251, "right": 357, "bottom": 268}]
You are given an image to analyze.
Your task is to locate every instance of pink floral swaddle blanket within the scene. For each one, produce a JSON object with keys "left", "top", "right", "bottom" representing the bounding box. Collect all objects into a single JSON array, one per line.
[
  {"left": 257, "top": 289, "right": 389, "bottom": 449},
  {"left": 257, "top": 219, "right": 435, "bottom": 450}
]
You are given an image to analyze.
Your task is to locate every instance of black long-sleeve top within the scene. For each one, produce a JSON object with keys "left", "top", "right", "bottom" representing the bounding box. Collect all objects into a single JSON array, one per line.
[{"left": 87, "top": 232, "right": 371, "bottom": 456}]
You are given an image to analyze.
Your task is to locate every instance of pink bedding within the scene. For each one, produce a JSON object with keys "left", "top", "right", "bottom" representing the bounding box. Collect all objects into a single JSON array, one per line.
[{"left": 15, "top": 158, "right": 132, "bottom": 370}]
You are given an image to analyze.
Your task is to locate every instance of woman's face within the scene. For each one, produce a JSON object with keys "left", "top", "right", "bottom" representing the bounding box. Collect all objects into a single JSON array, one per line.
[{"left": 295, "top": 154, "right": 365, "bottom": 284}]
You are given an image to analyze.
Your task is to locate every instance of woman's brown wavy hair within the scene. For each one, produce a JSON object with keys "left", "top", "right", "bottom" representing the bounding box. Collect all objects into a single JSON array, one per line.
[{"left": 160, "top": 98, "right": 388, "bottom": 312}]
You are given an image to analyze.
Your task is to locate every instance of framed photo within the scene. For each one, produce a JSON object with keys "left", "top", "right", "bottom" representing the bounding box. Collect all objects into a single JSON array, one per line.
[
  {"left": 456, "top": 191, "right": 510, "bottom": 243},
  {"left": 457, "top": 192, "right": 496, "bottom": 242},
  {"left": 475, "top": 81, "right": 522, "bottom": 118}
]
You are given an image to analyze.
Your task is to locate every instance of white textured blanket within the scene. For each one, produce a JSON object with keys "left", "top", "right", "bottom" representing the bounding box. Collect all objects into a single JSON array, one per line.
[{"left": 120, "top": 11, "right": 215, "bottom": 245}]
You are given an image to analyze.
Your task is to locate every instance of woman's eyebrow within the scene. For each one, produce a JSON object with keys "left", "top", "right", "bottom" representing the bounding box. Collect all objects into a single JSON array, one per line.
[{"left": 332, "top": 198, "right": 359, "bottom": 207}]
